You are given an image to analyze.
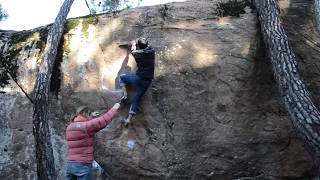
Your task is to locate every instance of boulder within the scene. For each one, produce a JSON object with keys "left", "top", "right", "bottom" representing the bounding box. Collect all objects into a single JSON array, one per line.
[{"left": 0, "top": 0, "right": 314, "bottom": 179}]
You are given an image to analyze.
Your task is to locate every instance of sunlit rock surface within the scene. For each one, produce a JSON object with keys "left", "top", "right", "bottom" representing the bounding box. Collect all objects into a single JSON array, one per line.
[{"left": 0, "top": 0, "right": 315, "bottom": 179}]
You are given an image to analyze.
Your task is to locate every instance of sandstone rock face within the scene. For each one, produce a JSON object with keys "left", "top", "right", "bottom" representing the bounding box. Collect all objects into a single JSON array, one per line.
[
  {"left": 0, "top": 0, "right": 315, "bottom": 179},
  {"left": 0, "top": 29, "right": 46, "bottom": 180}
]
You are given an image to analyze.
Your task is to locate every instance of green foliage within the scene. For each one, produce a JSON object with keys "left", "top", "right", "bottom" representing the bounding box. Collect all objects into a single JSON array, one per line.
[
  {"left": 0, "top": 4, "right": 8, "bottom": 21},
  {"left": 88, "top": 0, "right": 143, "bottom": 14},
  {"left": 100, "top": 0, "right": 126, "bottom": 12}
]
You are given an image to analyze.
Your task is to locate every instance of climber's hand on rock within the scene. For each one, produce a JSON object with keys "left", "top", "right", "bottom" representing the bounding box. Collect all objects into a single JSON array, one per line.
[
  {"left": 113, "top": 103, "right": 121, "bottom": 110},
  {"left": 91, "top": 111, "right": 100, "bottom": 117},
  {"left": 131, "top": 40, "right": 136, "bottom": 51}
]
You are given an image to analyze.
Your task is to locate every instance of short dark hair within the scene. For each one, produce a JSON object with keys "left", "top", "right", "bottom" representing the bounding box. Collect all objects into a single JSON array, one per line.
[{"left": 137, "top": 38, "right": 148, "bottom": 49}]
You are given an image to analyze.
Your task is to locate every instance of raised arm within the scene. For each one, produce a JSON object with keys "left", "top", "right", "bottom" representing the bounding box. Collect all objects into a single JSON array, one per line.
[
  {"left": 131, "top": 49, "right": 144, "bottom": 59},
  {"left": 85, "top": 103, "right": 120, "bottom": 135}
]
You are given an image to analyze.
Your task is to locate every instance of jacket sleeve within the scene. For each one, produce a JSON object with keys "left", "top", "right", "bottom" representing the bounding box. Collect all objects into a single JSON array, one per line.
[
  {"left": 131, "top": 49, "right": 144, "bottom": 59},
  {"left": 85, "top": 107, "right": 118, "bottom": 135}
]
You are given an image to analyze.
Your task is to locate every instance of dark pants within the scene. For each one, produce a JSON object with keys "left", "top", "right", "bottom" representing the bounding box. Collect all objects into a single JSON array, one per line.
[
  {"left": 66, "top": 162, "right": 92, "bottom": 180},
  {"left": 119, "top": 74, "right": 152, "bottom": 115}
]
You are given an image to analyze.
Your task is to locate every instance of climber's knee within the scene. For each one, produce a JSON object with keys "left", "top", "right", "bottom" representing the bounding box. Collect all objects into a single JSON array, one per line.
[{"left": 119, "top": 74, "right": 127, "bottom": 87}]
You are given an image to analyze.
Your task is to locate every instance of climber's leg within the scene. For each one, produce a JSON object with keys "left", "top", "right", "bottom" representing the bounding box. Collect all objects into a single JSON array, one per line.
[
  {"left": 120, "top": 75, "right": 151, "bottom": 127},
  {"left": 66, "top": 162, "right": 92, "bottom": 180},
  {"left": 119, "top": 74, "right": 139, "bottom": 102},
  {"left": 129, "top": 83, "right": 149, "bottom": 115},
  {"left": 124, "top": 77, "right": 151, "bottom": 125},
  {"left": 119, "top": 74, "right": 129, "bottom": 97}
]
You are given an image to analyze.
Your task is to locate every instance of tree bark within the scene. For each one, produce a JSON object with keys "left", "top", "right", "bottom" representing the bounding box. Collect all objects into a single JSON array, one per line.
[
  {"left": 256, "top": 0, "right": 320, "bottom": 168},
  {"left": 315, "top": 0, "right": 320, "bottom": 32},
  {"left": 33, "top": 0, "right": 74, "bottom": 179}
]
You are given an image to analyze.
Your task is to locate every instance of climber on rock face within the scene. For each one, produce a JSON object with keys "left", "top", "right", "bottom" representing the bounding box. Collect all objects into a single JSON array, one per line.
[
  {"left": 119, "top": 37, "right": 155, "bottom": 127},
  {"left": 65, "top": 103, "right": 120, "bottom": 180}
]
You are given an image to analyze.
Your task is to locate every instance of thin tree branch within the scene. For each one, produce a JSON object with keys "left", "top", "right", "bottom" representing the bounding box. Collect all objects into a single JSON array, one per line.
[
  {"left": 0, "top": 58, "right": 34, "bottom": 103},
  {"left": 84, "top": 0, "right": 93, "bottom": 14},
  {"left": 6, "top": 73, "right": 34, "bottom": 104}
]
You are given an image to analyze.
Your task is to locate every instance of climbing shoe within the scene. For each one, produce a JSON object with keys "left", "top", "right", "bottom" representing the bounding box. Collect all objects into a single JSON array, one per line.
[
  {"left": 121, "top": 118, "right": 130, "bottom": 127},
  {"left": 120, "top": 95, "right": 128, "bottom": 105}
]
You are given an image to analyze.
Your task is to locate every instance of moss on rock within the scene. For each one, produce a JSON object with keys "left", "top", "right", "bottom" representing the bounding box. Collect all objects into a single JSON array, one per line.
[
  {"left": 0, "top": 27, "right": 49, "bottom": 87},
  {"left": 82, "top": 16, "right": 98, "bottom": 39},
  {"left": 0, "top": 48, "right": 19, "bottom": 87},
  {"left": 61, "top": 19, "right": 80, "bottom": 55},
  {"left": 65, "top": 19, "right": 80, "bottom": 33},
  {"left": 63, "top": 34, "right": 72, "bottom": 55}
]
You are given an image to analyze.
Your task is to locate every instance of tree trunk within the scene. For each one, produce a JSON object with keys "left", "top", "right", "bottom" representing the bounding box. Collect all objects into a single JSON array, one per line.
[
  {"left": 33, "top": 0, "right": 74, "bottom": 179},
  {"left": 256, "top": 0, "right": 320, "bottom": 169},
  {"left": 315, "top": 0, "right": 320, "bottom": 32}
]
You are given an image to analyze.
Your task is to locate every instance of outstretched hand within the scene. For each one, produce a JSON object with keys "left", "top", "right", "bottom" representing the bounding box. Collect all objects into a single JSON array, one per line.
[
  {"left": 113, "top": 103, "right": 121, "bottom": 110},
  {"left": 131, "top": 40, "right": 136, "bottom": 51},
  {"left": 91, "top": 111, "right": 100, "bottom": 117},
  {"left": 119, "top": 95, "right": 128, "bottom": 105}
]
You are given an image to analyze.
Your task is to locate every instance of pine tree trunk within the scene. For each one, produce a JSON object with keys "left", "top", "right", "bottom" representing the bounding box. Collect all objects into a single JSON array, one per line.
[
  {"left": 33, "top": 0, "right": 74, "bottom": 179},
  {"left": 256, "top": 0, "right": 320, "bottom": 169},
  {"left": 315, "top": 0, "right": 320, "bottom": 32}
]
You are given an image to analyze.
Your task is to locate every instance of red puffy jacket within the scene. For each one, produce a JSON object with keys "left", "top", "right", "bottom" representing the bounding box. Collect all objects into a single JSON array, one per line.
[{"left": 66, "top": 108, "right": 117, "bottom": 163}]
